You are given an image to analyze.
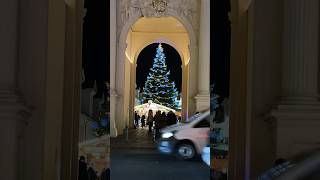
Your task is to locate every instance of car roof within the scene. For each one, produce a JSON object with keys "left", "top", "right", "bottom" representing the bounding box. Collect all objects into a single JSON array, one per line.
[{"left": 187, "top": 110, "right": 210, "bottom": 124}]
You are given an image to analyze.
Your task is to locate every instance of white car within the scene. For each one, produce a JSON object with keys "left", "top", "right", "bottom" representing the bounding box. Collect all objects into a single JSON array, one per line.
[
  {"left": 201, "top": 145, "right": 210, "bottom": 166},
  {"left": 158, "top": 110, "right": 211, "bottom": 160}
]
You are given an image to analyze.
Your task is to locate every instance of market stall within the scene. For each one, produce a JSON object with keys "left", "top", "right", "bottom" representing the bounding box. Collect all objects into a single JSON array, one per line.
[{"left": 134, "top": 100, "right": 176, "bottom": 117}]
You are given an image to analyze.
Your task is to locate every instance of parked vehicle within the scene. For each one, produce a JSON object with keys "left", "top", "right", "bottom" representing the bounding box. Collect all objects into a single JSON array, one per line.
[{"left": 158, "top": 110, "right": 210, "bottom": 160}]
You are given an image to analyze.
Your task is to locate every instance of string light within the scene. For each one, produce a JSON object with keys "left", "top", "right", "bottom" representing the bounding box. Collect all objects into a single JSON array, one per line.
[{"left": 142, "top": 43, "right": 179, "bottom": 108}]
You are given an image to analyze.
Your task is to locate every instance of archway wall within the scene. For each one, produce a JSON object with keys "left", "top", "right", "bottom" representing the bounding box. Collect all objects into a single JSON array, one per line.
[{"left": 114, "top": 0, "right": 200, "bottom": 134}]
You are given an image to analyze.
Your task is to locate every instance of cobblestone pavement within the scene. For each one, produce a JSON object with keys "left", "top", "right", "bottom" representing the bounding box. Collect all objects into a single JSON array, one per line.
[{"left": 110, "top": 128, "right": 210, "bottom": 180}]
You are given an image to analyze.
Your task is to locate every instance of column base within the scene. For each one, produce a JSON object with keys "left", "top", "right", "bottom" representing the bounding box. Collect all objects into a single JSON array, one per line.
[
  {"left": 110, "top": 126, "right": 118, "bottom": 138},
  {"left": 194, "top": 93, "right": 210, "bottom": 112},
  {"left": 0, "top": 90, "right": 32, "bottom": 180},
  {"left": 271, "top": 103, "right": 320, "bottom": 158},
  {"left": 280, "top": 95, "right": 320, "bottom": 105}
]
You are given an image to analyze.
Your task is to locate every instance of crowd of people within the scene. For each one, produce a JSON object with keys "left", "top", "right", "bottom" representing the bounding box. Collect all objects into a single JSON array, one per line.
[
  {"left": 134, "top": 110, "right": 181, "bottom": 139},
  {"left": 79, "top": 156, "right": 110, "bottom": 180}
]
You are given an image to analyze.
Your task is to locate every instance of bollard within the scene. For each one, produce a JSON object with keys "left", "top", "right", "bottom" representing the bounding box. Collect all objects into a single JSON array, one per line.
[{"left": 125, "top": 126, "right": 129, "bottom": 141}]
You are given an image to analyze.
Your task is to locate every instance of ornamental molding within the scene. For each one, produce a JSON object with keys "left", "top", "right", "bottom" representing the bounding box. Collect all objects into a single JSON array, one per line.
[
  {"left": 152, "top": 0, "right": 168, "bottom": 16},
  {"left": 118, "top": 0, "right": 199, "bottom": 34}
]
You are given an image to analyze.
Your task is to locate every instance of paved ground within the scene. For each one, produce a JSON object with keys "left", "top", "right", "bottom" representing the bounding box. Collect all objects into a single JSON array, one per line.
[{"left": 110, "top": 128, "right": 210, "bottom": 180}]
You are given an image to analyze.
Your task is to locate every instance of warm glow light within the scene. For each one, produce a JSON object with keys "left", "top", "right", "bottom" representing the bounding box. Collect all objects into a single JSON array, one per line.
[{"left": 125, "top": 51, "right": 133, "bottom": 63}]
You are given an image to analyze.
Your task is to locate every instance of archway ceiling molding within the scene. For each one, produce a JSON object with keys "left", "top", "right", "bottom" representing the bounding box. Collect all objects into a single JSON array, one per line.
[
  {"left": 126, "top": 17, "right": 190, "bottom": 65},
  {"left": 131, "top": 17, "right": 187, "bottom": 33},
  {"left": 131, "top": 39, "right": 187, "bottom": 66}
]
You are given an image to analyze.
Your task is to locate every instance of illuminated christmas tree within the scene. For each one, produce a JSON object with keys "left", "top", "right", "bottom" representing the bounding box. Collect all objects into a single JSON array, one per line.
[{"left": 143, "top": 43, "right": 178, "bottom": 109}]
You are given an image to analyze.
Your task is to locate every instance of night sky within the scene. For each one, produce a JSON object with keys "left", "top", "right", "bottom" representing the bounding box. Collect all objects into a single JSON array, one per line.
[
  {"left": 136, "top": 43, "right": 182, "bottom": 93},
  {"left": 82, "top": 0, "right": 230, "bottom": 101},
  {"left": 211, "top": 0, "right": 231, "bottom": 100}
]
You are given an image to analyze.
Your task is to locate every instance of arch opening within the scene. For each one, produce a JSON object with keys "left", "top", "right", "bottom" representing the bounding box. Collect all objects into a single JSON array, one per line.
[{"left": 135, "top": 43, "right": 183, "bottom": 118}]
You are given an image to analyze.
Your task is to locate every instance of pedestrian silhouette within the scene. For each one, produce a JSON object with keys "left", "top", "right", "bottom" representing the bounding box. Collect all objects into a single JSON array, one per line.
[
  {"left": 147, "top": 110, "right": 154, "bottom": 132},
  {"left": 79, "top": 156, "right": 89, "bottom": 180}
]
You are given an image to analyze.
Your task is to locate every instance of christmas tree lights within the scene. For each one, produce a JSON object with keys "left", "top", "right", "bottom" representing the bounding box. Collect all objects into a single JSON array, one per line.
[{"left": 143, "top": 43, "right": 178, "bottom": 109}]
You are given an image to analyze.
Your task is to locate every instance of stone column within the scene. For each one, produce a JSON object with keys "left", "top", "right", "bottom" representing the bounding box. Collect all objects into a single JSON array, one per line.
[
  {"left": 0, "top": 0, "right": 18, "bottom": 90},
  {"left": 195, "top": 0, "right": 210, "bottom": 112},
  {"left": 271, "top": 0, "right": 320, "bottom": 158},
  {"left": 281, "top": 0, "right": 319, "bottom": 104},
  {"left": 0, "top": 0, "right": 21, "bottom": 179},
  {"left": 109, "top": 0, "right": 118, "bottom": 137}
]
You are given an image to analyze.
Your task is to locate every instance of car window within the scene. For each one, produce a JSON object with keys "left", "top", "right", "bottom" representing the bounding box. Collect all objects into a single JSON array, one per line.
[
  {"left": 185, "top": 113, "right": 202, "bottom": 123},
  {"left": 194, "top": 117, "right": 210, "bottom": 128}
]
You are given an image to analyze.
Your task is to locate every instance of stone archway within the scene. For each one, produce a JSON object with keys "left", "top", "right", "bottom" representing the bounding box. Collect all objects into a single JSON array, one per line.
[{"left": 111, "top": 0, "right": 199, "bottom": 135}]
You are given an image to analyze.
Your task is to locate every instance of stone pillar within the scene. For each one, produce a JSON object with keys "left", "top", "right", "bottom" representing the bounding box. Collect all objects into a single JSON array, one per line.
[
  {"left": 181, "top": 64, "right": 188, "bottom": 122},
  {"left": 281, "top": 0, "right": 319, "bottom": 104},
  {"left": 195, "top": 0, "right": 210, "bottom": 112},
  {"left": 0, "top": 0, "right": 23, "bottom": 179},
  {"left": 109, "top": 0, "right": 118, "bottom": 137},
  {"left": 271, "top": 0, "right": 320, "bottom": 158},
  {"left": 0, "top": 0, "right": 18, "bottom": 90},
  {"left": 81, "top": 89, "right": 95, "bottom": 116}
]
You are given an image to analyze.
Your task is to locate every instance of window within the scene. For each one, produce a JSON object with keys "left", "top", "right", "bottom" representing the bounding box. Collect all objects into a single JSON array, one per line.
[{"left": 194, "top": 118, "right": 210, "bottom": 128}]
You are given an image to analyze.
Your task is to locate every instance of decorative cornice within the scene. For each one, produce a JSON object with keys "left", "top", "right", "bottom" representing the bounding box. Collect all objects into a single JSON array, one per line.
[
  {"left": 270, "top": 103, "right": 320, "bottom": 121},
  {"left": 152, "top": 0, "right": 168, "bottom": 17},
  {"left": 118, "top": 0, "right": 199, "bottom": 34}
]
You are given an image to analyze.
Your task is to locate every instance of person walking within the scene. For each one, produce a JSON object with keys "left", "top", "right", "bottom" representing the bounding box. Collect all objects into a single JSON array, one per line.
[
  {"left": 160, "top": 112, "right": 167, "bottom": 129},
  {"left": 167, "top": 111, "right": 176, "bottom": 126},
  {"left": 134, "top": 111, "right": 139, "bottom": 128},
  {"left": 156, "top": 112, "right": 168, "bottom": 139},
  {"left": 79, "top": 156, "right": 89, "bottom": 180},
  {"left": 141, "top": 115, "right": 146, "bottom": 128},
  {"left": 153, "top": 111, "right": 160, "bottom": 139},
  {"left": 100, "top": 168, "right": 110, "bottom": 180},
  {"left": 147, "top": 110, "right": 154, "bottom": 132},
  {"left": 88, "top": 165, "right": 98, "bottom": 180}
]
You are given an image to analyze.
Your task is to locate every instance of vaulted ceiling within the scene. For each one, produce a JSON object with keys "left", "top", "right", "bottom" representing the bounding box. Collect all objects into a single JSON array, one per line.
[{"left": 131, "top": 17, "right": 187, "bottom": 33}]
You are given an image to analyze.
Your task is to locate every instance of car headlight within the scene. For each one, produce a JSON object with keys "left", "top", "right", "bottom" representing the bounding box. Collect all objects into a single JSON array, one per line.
[{"left": 162, "top": 132, "right": 174, "bottom": 138}]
